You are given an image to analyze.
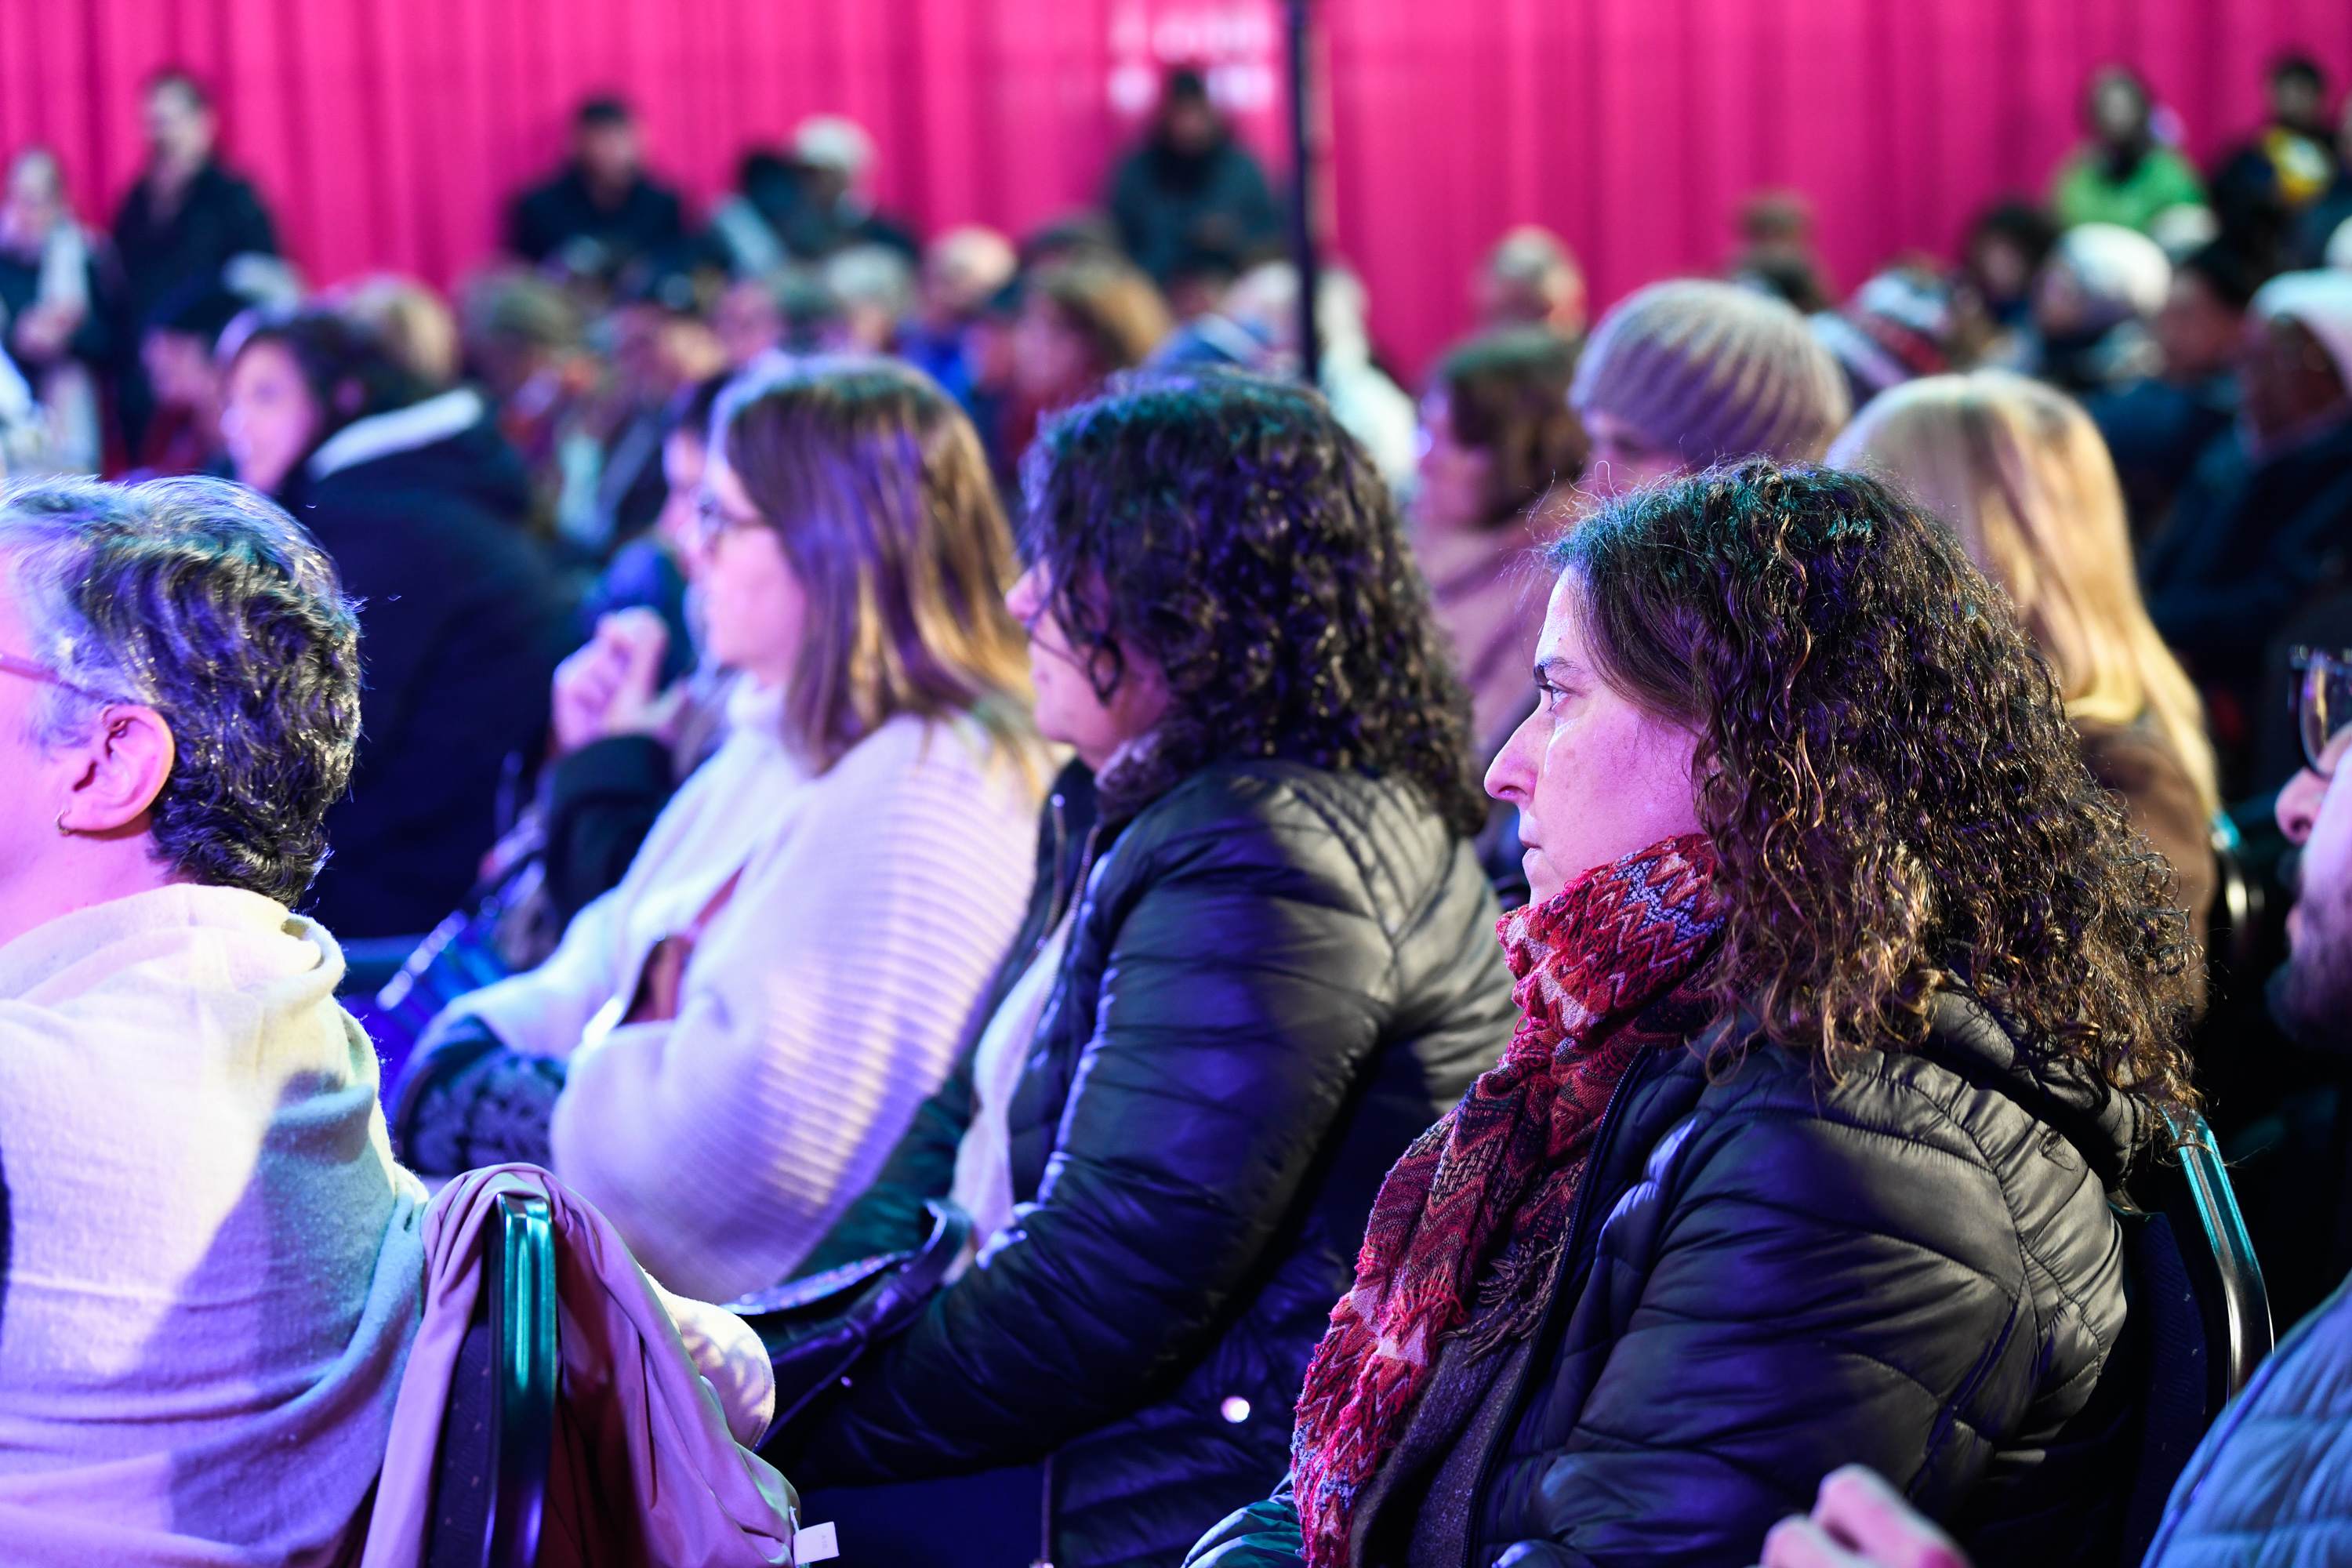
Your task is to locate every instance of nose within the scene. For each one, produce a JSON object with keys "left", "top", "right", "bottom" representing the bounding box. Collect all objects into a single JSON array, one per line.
[
  {"left": 2278, "top": 767, "right": 2328, "bottom": 846},
  {"left": 1005, "top": 565, "right": 1042, "bottom": 625},
  {"left": 1484, "top": 708, "right": 1539, "bottom": 805}
]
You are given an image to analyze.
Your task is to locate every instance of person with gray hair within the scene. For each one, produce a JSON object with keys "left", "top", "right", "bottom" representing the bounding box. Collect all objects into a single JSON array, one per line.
[
  {"left": 1570, "top": 278, "right": 1851, "bottom": 494},
  {"left": 0, "top": 474, "right": 430, "bottom": 1563}
]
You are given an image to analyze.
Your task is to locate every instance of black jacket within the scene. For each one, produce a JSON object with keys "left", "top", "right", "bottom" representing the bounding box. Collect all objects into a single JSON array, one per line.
[
  {"left": 289, "top": 402, "right": 579, "bottom": 938},
  {"left": 1191, "top": 989, "right": 2146, "bottom": 1568},
  {"left": 2142, "top": 417, "right": 2352, "bottom": 709},
  {"left": 110, "top": 161, "right": 278, "bottom": 334},
  {"left": 786, "top": 757, "right": 1518, "bottom": 1567},
  {"left": 506, "top": 166, "right": 687, "bottom": 280},
  {"left": 1108, "top": 136, "right": 1283, "bottom": 285}
]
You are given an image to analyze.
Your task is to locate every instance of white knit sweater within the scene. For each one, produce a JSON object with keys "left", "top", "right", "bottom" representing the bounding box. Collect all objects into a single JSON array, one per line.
[{"left": 452, "top": 684, "right": 1044, "bottom": 1302}]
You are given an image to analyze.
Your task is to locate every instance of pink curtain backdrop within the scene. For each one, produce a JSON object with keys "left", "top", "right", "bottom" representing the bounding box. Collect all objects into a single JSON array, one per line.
[{"left": 3, "top": 0, "right": 2350, "bottom": 378}]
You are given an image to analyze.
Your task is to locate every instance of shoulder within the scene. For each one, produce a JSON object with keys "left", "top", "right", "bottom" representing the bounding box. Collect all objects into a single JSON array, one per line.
[
  {"left": 815, "top": 714, "right": 1041, "bottom": 821},
  {"left": 1101, "top": 759, "right": 1461, "bottom": 922}
]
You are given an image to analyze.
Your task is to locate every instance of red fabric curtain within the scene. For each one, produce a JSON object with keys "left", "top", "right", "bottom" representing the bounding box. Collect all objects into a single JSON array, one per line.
[{"left": 3, "top": 0, "right": 2349, "bottom": 379}]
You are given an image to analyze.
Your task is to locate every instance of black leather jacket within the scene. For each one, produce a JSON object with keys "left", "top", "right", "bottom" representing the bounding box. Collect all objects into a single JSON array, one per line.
[
  {"left": 1191, "top": 988, "right": 2150, "bottom": 1567},
  {"left": 784, "top": 757, "right": 1518, "bottom": 1567}
]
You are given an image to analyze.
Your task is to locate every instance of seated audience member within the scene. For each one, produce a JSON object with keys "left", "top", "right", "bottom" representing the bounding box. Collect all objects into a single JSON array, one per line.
[
  {"left": 1570, "top": 278, "right": 1849, "bottom": 492},
  {"left": 1218, "top": 261, "right": 1421, "bottom": 492},
  {"left": 1832, "top": 371, "right": 2220, "bottom": 955},
  {"left": 1190, "top": 462, "right": 2197, "bottom": 1567},
  {"left": 998, "top": 256, "right": 1171, "bottom": 477},
  {"left": 1809, "top": 267, "right": 1956, "bottom": 409},
  {"left": 1959, "top": 199, "right": 2060, "bottom": 342},
  {"left": 2032, "top": 222, "right": 2172, "bottom": 397},
  {"left": 781, "top": 115, "right": 921, "bottom": 263},
  {"left": 0, "top": 475, "right": 422, "bottom": 1561},
  {"left": 589, "top": 286, "right": 728, "bottom": 557},
  {"left": 2142, "top": 270, "right": 2352, "bottom": 761},
  {"left": 822, "top": 241, "right": 918, "bottom": 354},
  {"left": 2049, "top": 65, "right": 2209, "bottom": 234},
  {"left": 1472, "top": 225, "right": 1588, "bottom": 341},
  {"left": 1413, "top": 327, "right": 1588, "bottom": 759},
  {"left": 222, "top": 311, "right": 576, "bottom": 938},
  {"left": 2293, "top": 94, "right": 2352, "bottom": 269},
  {"left": 0, "top": 148, "right": 107, "bottom": 473},
  {"left": 324, "top": 272, "right": 462, "bottom": 388},
  {"left": 776, "top": 375, "right": 1517, "bottom": 1568},
  {"left": 2089, "top": 241, "right": 2272, "bottom": 533},
  {"left": 898, "top": 224, "right": 1020, "bottom": 410},
  {"left": 1107, "top": 66, "right": 1282, "bottom": 287},
  {"left": 129, "top": 278, "right": 242, "bottom": 477},
  {"left": 506, "top": 95, "right": 687, "bottom": 290},
  {"left": 394, "top": 361, "right": 1046, "bottom": 1305},
  {"left": 1727, "top": 189, "right": 1834, "bottom": 314}
]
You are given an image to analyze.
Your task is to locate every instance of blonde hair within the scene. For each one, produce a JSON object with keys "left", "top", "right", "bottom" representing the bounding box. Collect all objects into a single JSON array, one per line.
[{"left": 1832, "top": 369, "right": 2217, "bottom": 814}]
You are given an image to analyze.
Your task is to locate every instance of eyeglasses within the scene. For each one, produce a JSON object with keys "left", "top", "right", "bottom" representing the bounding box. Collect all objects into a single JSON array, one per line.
[
  {"left": 688, "top": 492, "right": 766, "bottom": 548},
  {"left": 0, "top": 649, "right": 107, "bottom": 702},
  {"left": 2290, "top": 645, "right": 2352, "bottom": 778}
]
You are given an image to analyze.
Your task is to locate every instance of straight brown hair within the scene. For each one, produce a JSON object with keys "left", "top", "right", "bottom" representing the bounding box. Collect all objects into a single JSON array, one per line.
[{"left": 724, "top": 361, "right": 1034, "bottom": 770}]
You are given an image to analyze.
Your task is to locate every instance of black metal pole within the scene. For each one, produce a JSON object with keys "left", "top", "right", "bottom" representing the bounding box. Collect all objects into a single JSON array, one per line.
[{"left": 1286, "top": 0, "right": 1319, "bottom": 387}]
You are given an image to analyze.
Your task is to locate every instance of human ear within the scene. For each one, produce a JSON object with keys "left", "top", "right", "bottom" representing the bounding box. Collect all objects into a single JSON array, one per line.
[{"left": 57, "top": 705, "right": 176, "bottom": 837}]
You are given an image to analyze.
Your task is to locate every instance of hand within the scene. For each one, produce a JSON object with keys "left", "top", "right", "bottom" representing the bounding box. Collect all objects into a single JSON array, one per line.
[
  {"left": 1757, "top": 1467, "right": 1970, "bottom": 1568},
  {"left": 551, "top": 608, "right": 682, "bottom": 756},
  {"left": 12, "top": 300, "right": 81, "bottom": 363}
]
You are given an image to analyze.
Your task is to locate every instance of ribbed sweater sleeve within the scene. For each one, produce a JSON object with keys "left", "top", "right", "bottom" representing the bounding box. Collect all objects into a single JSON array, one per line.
[{"left": 547, "top": 718, "right": 1040, "bottom": 1304}]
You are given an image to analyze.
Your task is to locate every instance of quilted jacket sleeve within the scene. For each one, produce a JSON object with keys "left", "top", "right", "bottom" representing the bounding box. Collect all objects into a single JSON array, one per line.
[
  {"left": 793, "top": 782, "right": 1405, "bottom": 1483},
  {"left": 1497, "top": 1061, "right": 2110, "bottom": 1566}
]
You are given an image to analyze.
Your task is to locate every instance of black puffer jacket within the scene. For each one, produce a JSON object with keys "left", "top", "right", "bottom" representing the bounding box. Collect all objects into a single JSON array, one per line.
[
  {"left": 785, "top": 757, "right": 1518, "bottom": 1566},
  {"left": 1191, "top": 989, "right": 2148, "bottom": 1567}
]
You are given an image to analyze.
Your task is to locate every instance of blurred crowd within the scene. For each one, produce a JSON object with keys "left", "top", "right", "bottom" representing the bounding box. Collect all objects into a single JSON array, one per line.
[{"left": 5, "top": 43, "right": 2352, "bottom": 1568}]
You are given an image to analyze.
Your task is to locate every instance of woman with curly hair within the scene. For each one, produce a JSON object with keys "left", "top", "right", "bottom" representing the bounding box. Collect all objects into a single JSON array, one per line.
[
  {"left": 1189, "top": 461, "right": 2198, "bottom": 1567},
  {"left": 775, "top": 373, "right": 1519, "bottom": 1567}
]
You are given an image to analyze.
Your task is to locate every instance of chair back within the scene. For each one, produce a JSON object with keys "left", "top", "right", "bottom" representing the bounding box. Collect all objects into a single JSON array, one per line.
[
  {"left": 2114, "top": 1115, "right": 2274, "bottom": 1566},
  {"left": 426, "top": 1192, "right": 558, "bottom": 1568}
]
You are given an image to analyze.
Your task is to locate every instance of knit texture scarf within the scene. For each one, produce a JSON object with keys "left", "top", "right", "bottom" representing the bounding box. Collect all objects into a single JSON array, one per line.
[{"left": 1288, "top": 833, "right": 1726, "bottom": 1568}]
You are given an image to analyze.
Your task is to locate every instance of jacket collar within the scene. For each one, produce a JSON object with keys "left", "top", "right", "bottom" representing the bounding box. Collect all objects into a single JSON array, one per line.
[{"left": 307, "top": 387, "right": 486, "bottom": 481}]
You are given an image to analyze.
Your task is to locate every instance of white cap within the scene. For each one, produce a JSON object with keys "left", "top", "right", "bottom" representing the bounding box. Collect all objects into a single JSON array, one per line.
[
  {"left": 792, "top": 116, "right": 875, "bottom": 180},
  {"left": 2252, "top": 269, "right": 2352, "bottom": 389}
]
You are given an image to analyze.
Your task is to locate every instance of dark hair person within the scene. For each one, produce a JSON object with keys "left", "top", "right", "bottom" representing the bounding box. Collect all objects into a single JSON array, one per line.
[
  {"left": 777, "top": 373, "right": 1516, "bottom": 1568},
  {"left": 1414, "top": 326, "right": 1588, "bottom": 757},
  {"left": 397, "top": 361, "right": 1046, "bottom": 1305},
  {"left": 1191, "top": 462, "right": 2197, "bottom": 1568},
  {"left": 223, "top": 310, "right": 575, "bottom": 938}
]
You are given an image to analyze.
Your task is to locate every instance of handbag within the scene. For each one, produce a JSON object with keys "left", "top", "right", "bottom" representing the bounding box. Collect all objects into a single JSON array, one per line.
[{"left": 727, "top": 1198, "right": 973, "bottom": 1452}]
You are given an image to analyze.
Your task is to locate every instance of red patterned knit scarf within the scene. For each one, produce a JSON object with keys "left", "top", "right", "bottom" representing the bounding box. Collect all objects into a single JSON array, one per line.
[{"left": 1288, "top": 833, "right": 1726, "bottom": 1567}]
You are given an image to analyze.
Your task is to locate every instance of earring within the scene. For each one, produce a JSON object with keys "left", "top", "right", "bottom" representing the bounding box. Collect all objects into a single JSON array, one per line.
[{"left": 54, "top": 811, "right": 71, "bottom": 837}]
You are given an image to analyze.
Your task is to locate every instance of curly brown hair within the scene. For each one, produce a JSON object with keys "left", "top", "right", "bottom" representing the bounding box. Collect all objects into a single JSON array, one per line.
[
  {"left": 1022, "top": 370, "right": 1488, "bottom": 834},
  {"left": 1556, "top": 460, "right": 2198, "bottom": 1116}
]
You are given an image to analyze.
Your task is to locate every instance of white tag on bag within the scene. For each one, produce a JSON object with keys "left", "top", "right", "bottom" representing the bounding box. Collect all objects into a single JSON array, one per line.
[{"left": 793, "top": 1521, "right": 840, "bottom": 1564}]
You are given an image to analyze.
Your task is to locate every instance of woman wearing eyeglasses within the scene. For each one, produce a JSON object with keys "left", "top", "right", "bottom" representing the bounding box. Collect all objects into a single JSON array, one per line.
[{"left": 394, "top": 360, "right": 1049, "bottom": 1305}]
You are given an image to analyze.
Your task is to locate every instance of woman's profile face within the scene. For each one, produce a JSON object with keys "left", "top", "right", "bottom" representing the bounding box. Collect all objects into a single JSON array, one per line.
[
  {"left": 1485, "top": 570, "right": 1704, "bottom": 902},
  {"left": 221, "top": 341, "right": 321, "bottom": 496},
  {"left": 1580, "top": 409, "right": 1683, "bottom": 497},
  {"left": 1005, "top": 561, "right": 1166, "bottom": 773},
  {"left": 1412, "top": 390, "right": 1491, "bottom": 534},
  {"left": 691, "top": 458, "right": 807, "bottom": 691}
]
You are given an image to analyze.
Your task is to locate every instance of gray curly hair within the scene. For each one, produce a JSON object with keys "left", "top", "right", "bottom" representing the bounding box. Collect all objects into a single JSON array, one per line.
[{"left": 0, "top": 475, "right": 361, "bottom": 904}]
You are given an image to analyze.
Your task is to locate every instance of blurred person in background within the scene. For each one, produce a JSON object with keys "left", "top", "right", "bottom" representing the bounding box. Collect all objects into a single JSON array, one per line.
[
  {"left": 2049, "top": 65, "right": 2209, "bottom": 234},
  {"left": 456, "top": 268, "right": 601, "bottom": 537},
  {"left": 1414, "top": 326, "right": 1586, "bottom": 763},
  {"left": 2031, "top": 220, "right": 2172, "bottom": 395},
  {"left": 109, "top": 71, "right": 278, "bottom": 456},
  {"left": 1831, "top": 370, "right": 2220, "bottom": 959},
  {"left": 222, "top": 312, "right": 575, "bottom": 939},
  {"left": 2143, "top": 270, "right": 2352, "bottom": 773},
  {"left": 898, "top": 225, "right": 1018, "bottom": 409},
  {"left": 507, "top": 96, "right": 686, "bottom": 292},
  {"left": 0, "top": 149, "right": 107, "bottom": 474},
  {"left": 2089, "top": 241, "right": 2274, "bottom": 533},
  {"left": 127, "top": 279, "right": 241, "bottom": 477},
  {"left": 1570, "top": 278, "right": 1849, "bottom": 493},
  {"left": 1108, "top": 66, "right": 1282, "bottom": 289},
  {"left": 325, "top": 274, "right": 461, "bottom": 390},
  {"left": 779, "top": 373, "right": 1514, "bottom": 1568},
  {"left": 1000, "top": 256, "right": 1171, "bottom": 478},
  {"left": 394, "top": 361, "right": 1047, "bottom": 1306},
  {"left": 1472, "top": 225, "right": 1588, "bottom": 342},
  {"left": 1219, "top": 259, "right": 1421, "bottom": 492},
  {"left": 2294, "top": 94, "right": 2352, "bottom": 267},
  {"left": 713, "top": 272, "right": 788, "bottom": 368},
  {"left": 782, "top": 115, "right": 920, "bottom": 263},
  {"left": 1809, "top": 265, "right": 1958, "bottom": 409},
  {"left": 822, "top": 241, "right": 918, "bottom": 354},
  {"left": 1952, "top": 199, "right": 2060, "bottom": 367},
  {"left": 2227, "top": 54, "right": 2342, "bottom": 223},
  {"left": 583, "top": 285, "right": 727, "bottom": 560},
  {"left": 1727, "top": 190, "right": 1832, "bottom": 314}
]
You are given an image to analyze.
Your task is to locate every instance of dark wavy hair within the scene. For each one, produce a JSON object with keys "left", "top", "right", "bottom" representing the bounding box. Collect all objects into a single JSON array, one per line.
[
  {"left": 1556, "top": 461, "right": 2197, "bottom": 1116},
  {"left": 1022, "top": 371, "right": 1486, "bottom": 834},
  {"left": 0, "top": 475, "right": 361, "bottom": 905}
]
